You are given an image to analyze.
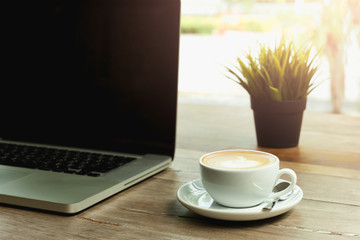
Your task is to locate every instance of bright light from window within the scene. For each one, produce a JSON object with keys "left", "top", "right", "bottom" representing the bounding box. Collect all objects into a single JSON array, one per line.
[{"left": 179, "top": 0, "right": 360, "bottom": 115}]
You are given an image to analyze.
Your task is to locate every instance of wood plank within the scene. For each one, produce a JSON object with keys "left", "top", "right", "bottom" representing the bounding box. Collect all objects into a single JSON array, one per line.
[
  {"left": 79, "top": 177, "right": 359, "bottom": 239},
  {"left": 1, "top": 102, "right": 360, "bottom": 239},
  {"left": 177, "top": 103, "right": 360, "bottom": 170},
  {"left": 296, "top": 172, "right": 360, "bottom": 206},
  {"left": 280, "top": 161, "right": 360, "bottom": 180},
  {"left": 168, "top": 149, "right": 360, "bottom": 206},
  {"left": 170, "top": 148, "right": 360, "bottom": 182},
  {"left": 2, "top": 170, "right": 358, "bottom": 240},
  {"left": 1, "top": 198, "right": 358, "bottom": 240}
]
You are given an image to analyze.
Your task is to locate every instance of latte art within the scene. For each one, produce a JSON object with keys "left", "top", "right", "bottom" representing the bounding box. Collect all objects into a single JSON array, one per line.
[
  {"left": 221, "top": 156, "right": 261, "bottom": 169},
  {"left": 201, "top": 150, "right": 275, "bottom": 170}
]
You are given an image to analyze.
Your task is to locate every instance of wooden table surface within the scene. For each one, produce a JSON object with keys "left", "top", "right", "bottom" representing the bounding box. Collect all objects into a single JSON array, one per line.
[{"left": 1, "top": 101, "right": 359, "bottom": 240}]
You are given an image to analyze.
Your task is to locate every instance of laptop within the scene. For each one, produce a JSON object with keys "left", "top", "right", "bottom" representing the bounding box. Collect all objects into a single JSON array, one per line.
[{"left": 0, "top": 0, "right": 180, "bottom": 214}]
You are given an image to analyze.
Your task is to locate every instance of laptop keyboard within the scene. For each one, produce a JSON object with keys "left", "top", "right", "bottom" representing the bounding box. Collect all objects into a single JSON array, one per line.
[{"left": 0, "top": 143, "right": 136, "bottom": 177}]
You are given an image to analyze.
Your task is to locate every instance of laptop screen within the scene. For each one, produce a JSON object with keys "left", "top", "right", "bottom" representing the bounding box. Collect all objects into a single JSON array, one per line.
[{"left": 0, "top": 0, "right": 180, "bottom": 157}]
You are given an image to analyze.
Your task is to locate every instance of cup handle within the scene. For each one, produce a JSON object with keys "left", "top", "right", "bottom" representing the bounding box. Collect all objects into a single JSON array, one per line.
[{"left": 270, "top": 168, "right": 297, "bottom": 199}]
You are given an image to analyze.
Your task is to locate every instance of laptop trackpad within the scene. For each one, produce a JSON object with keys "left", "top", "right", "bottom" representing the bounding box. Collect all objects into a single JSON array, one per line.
[
  {"left": 0, "top": 172, "right": 118, "bottom": 204},
  {"left": 0, "top": 169, "right": 31, "bottom": 186}
]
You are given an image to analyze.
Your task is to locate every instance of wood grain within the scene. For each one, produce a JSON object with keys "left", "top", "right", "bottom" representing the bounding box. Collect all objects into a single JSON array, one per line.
[
  {"left": 176, "top": 103, "right": 360, "bottom": 170},
  {"left": 0, "top": 101, "right": 359, "bottom": 240}
]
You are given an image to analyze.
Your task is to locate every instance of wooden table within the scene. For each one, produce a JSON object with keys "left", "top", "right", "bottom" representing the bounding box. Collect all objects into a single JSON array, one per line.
[{"left": 1, "top": 101, "right": 359, "bottom": 239}]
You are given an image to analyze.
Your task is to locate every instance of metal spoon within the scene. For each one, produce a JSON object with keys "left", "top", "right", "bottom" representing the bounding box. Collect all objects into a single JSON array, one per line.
[{"left": 262, "top": 181, "right": 292, "bottom": 210}]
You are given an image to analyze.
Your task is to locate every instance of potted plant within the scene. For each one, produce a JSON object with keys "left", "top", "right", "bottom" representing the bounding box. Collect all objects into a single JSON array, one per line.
[{"left": 226, "top": 38, "right": 319, "bottom": 148}]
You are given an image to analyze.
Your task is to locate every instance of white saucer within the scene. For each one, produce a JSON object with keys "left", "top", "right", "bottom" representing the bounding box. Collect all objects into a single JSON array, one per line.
[{"left": 177, "top": 179, "right": 303, "bottom": 221}]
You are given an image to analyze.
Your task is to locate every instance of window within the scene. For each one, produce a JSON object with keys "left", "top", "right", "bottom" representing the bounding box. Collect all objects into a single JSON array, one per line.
[{"left": 179, "top": 0, "right": 360, "bottom": 115}]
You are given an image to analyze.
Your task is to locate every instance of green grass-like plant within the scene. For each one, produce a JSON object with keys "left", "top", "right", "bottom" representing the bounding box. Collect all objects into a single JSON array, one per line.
[
  {"left": 181, "top": 16, "right": 217, "bottom": 34},
  {"left": 226, "top": 38, "right": 319, "bottom": 101}
]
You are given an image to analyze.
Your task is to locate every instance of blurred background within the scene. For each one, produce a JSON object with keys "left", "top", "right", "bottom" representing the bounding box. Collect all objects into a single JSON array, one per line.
[{"left": 178, "top": 0, "right": 360, "bottom": 116}]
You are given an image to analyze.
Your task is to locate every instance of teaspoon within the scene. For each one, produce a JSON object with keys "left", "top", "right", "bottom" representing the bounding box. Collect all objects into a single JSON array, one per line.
[{"left": 262, "top": 181, "right": 292, "bottom": 210}]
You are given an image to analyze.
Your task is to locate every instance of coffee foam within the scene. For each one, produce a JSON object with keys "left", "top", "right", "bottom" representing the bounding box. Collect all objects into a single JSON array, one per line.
[{"left": 202, "top": 151, "right": 275, "bottom": 170}]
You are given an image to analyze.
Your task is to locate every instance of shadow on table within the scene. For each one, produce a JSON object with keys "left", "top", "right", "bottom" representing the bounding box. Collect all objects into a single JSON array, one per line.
[{"left": 169, "top": 199, "right": 293, "bottom": 228}]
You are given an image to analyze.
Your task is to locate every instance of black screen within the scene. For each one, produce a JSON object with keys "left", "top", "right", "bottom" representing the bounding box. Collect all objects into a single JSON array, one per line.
[{"left": 0, "top": 0, "right": 180, "bottom": 157}]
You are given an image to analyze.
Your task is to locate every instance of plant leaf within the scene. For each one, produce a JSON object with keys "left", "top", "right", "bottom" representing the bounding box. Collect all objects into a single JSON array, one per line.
[
  {"left": 269, "top": 86, "right": 282, "bottom": 101},
  {"left": 223, "top": 37, "right": 320, "bottom": 101}
]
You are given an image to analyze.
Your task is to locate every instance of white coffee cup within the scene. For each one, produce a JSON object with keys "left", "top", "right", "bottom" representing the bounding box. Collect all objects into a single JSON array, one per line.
[{"left": 200, "top": 149, "right": 297, "bottom": 208}]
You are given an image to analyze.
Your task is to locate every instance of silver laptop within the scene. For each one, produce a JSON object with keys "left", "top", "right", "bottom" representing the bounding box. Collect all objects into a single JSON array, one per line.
[{"left": 0, "top": 0, "right": 180, "bottom": 214}]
